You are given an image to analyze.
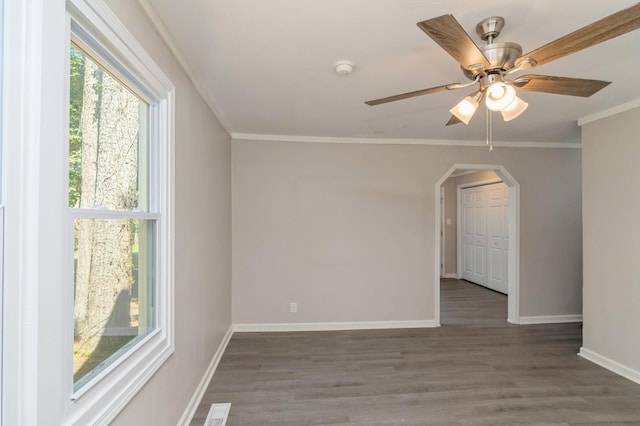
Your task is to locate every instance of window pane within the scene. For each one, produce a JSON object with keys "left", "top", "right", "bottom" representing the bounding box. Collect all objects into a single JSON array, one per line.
[
  {"left": 69, "top": 44, "right": 149, "bottom": 211},
  {"left": 73, "top": 218, "right": 155, "bottom": 390}
]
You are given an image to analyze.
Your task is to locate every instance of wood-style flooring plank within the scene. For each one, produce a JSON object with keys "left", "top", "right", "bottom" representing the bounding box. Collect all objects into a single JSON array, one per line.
[{"left": 190, "top": 280, "right": 640, "bottom": 425}]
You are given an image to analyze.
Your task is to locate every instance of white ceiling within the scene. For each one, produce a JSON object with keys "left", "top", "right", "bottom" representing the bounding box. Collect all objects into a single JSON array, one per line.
[{"left": 145, "top": 0, "right": 640, "bottom": 144}]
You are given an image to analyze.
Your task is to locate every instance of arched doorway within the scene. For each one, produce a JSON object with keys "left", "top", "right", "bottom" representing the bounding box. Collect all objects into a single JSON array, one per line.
[{"left": 435, "top": 164, "right": 520, "bottom": 324}]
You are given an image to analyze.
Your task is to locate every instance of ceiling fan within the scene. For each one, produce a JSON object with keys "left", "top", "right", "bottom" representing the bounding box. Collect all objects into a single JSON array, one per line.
[{"left": 365, "top": 3, "right": 640, "bottom": 127}]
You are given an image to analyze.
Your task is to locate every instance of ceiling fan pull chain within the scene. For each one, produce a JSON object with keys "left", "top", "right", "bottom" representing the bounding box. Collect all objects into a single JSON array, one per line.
[
  {"left": 486, "top": 107, "right": 489, "bottom": 149},
  {"left": 486, "top": 108, "right": 494, "bottom": 152}
]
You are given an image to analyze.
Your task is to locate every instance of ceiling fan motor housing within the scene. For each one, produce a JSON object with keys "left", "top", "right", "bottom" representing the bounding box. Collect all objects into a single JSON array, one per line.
[{"left": 462, "top": 41, "right": 523, "bottom": 79}]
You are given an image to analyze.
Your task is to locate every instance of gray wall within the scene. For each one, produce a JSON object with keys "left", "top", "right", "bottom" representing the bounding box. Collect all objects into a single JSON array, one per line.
[
  {"left": 442, "top": 170, "right": 500, "bottom": 276},
  {"left": 581, "top": 106, "right": 640, "bottom": 374},
  {"left": 106, "top": 2, "right": 232, "bottom": 424},
  {"left": 232, "top": 140, "right": 583, "bottom": 323}
]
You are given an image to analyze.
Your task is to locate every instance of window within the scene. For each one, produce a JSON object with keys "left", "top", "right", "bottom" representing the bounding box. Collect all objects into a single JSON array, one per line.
[
  {"left": 69, "top": 43, "right": 156, "bottom": 391},
  {"left": 65, "top": 1, "right": 174, "bottom": 422}
]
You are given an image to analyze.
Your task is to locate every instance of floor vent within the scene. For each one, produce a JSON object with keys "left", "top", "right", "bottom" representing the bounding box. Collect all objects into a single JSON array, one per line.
[{"left": 204, "top": 403, "right": 231, "bottom": 426}]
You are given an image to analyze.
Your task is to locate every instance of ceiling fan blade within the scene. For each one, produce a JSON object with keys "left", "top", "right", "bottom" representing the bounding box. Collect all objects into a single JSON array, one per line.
[
  {"left": 364, "top": 84, "right": 451, "bottom": 106},
  {"left": 446, "top": 115, "right": 463, "bottom": 126},
  {"left": 417, "top": 15, "right": 491, "bottom": 70},
  {"left": 515, "top": 3, "right": 640, "bottom": 69},
  {"left": 513, "top": 75, "right": 611, "bottom": 97}
]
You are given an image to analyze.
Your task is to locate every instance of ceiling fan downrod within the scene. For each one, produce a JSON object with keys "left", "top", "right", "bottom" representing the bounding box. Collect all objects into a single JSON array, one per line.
[{"left": 476, "top": 16, "right": 504, "bottom": 44}]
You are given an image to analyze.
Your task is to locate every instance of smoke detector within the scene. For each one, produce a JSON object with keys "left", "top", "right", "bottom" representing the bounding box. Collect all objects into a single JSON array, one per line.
[{"left": 335, "top": 60, "right": 354, "bottom": 76}]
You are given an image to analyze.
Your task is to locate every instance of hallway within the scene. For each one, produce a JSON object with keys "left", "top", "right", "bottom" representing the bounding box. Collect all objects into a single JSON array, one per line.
[{"left": 440, "top": 278, "right": 508, "bottom": 325}]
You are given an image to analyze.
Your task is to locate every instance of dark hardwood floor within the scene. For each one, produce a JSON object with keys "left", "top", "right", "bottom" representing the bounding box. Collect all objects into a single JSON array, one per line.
[{"left": 190, "top": 280, "right": 640, "bottom": 425}]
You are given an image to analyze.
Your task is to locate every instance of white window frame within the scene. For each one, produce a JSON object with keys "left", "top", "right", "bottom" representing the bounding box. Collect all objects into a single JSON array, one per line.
[
  {"left": 0, "top": 0, "right": 5, "bottom": 421},
  {"left": 63, "top": 1, "right": 175, "bottom": 424}
]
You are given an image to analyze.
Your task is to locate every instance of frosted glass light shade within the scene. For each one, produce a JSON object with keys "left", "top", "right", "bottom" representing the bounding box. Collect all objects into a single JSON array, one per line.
[
  {"left": 449, "top": 96, "right": 479, "bottom": 124},
  {"left": 500, "top": 96, "right": 528, "bottom": 121},
  {"left": 485, "top": 82, "right": 516, "bottom": 111}
]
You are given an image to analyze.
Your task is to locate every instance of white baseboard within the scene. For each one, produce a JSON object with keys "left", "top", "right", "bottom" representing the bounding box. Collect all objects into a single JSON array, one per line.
[
  {"left": 178, "top": 324, "right": 234, "bottom": 426},
  {"left": 442, "top": 273, "right": 459, "bottom": 279},
  {"left": 518, "top": 314, "right": 583, "bottom": 325},
  {"left": 579, "top": 347, "right": 640, "bottom": 385},
  {"left": 233, "top": 320, "right": 439, "bottom": 332}
]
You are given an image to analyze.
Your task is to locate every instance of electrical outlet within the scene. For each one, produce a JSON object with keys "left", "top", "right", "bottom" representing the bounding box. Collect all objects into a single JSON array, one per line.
[{"left": 290, "top": 302, "right": 298, "bottom": 313}]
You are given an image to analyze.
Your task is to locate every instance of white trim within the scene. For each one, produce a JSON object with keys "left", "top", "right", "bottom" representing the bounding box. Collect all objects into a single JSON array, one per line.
[
  {"left": 68, "top": 209, "right": 160, "bottom": 220},
  {"left": 2, "top": 0, "right": 65, "bottom": 423},
  {"left": 177, "top": 325, "right": 234, "bottom": 426},
  {"left": 435, "top": 164, "right": 520, "bottom": 325},
  {"left": 579, "top": 347, "right": 640, "bottom": 385},
  {"left": 0, "top": 5, "right": 4, "bottom": 419},
  {"left": 518, "top": 314, "right": 583, "bottom": 325},
  {"left": 68, "top": 1, "right": 173, "bottom": 100},
  {"left": 442, "top": 273, "right": 459, "bottom": 279},
  {"left": 578, "top": 98, "right": 640, "bottom": 126},
  {"left": 233, "top": 320, "right": 439, "bottom": 333},
  {"left": 440, "top": 186, "right": 445, "bottom": 277},
  {"left": 506, "top": 183, "right": 520, "bottom": 323},
  {"left": 136, "top": 0, "right": 232, "bottom": 135},
  {"left": 449, "top": 169, "right": 481, "bottom": 178},
  {"left": 0, "top": 206, "right": 3, "bottom": 423},
  {"left": 232, "top": 133, "right": 581, "bottom": 149}
]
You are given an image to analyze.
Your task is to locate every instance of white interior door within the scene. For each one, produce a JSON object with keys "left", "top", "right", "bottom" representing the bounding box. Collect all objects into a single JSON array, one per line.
[
  {"left": 461, "top": 186, "right": 487, "bottom": 286},
  {"left": 487, "top": 183, "right": 508, "bottom": 293},
  {"left": 461, "top": 182, "right": 509, "bottom": 294}
]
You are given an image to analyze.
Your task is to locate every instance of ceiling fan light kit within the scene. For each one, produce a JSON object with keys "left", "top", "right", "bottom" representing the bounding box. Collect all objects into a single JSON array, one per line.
[
  {"left": 500, "top": 96, "right": 528, "bottom": 122},
  {"left": 449, "top": 93, "right": 480, "bottom": 124},
  {"left": 485, "top": 81, "right": 516, "bottom": 111},
  {"left": 364, "top": 2, "right": 640, "bottom": 143}
]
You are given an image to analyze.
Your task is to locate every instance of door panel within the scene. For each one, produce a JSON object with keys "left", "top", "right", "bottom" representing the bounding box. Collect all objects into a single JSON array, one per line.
[
  {"left": 486, "top": 182, "right": 508, "bottom": 293},
  {"left": 463, "top": 244, "right": 473, "bottom": 274},
  {"left": 463, "top": 206, "right": 473, "bottom": 237},
  {"left": 461, "top": 186, "right": 487, "bottom": 286},
  {"left": 489, "top": 247, "right": 503, "bottom": 279},
  {"left": 473, "top": 245, "right": 485, "bottom": 282}
]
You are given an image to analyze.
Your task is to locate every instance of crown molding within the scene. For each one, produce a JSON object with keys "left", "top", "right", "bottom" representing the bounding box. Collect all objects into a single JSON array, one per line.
[
  {"left": 137, "top": 0, "right": 233, "bottom": 135},
  {"left": 231, "top": 133, "right": 581, "bottom": 149},
  {"left": 578, "top": 98, "right": 640, "bottom": 126}
]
